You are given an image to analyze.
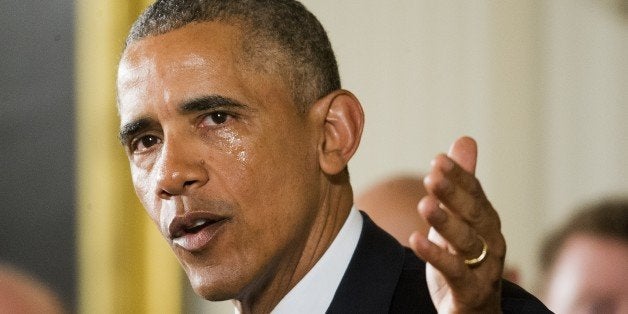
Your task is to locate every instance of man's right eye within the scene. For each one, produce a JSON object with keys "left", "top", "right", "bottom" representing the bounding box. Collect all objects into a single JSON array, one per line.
[{"left": 131, "top": 135, "right": 162, "bottom": 153}]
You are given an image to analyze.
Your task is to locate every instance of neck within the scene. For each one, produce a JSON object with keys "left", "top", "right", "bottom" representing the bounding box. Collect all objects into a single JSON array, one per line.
[{"left": 236, "top": 178, "right": 354, "bottom": 313}]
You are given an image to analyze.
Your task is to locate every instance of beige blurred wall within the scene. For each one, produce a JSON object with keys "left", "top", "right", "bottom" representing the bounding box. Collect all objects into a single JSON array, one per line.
[{"left": 192, "top": 1, "right": 628, "bottom": 312}]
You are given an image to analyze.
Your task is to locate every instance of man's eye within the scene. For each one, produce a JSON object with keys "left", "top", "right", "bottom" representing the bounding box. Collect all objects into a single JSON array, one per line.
[
  {"left": 202, "top": 112, "right": 232, "bottom": 126},
  {"left": 132, "top": 135, "right": 162, "bottom": 152}
]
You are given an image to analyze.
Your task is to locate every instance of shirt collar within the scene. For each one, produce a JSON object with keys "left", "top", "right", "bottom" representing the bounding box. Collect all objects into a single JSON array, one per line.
[{"left": 270, "top": 207, "right": 363, "bottom": 314}]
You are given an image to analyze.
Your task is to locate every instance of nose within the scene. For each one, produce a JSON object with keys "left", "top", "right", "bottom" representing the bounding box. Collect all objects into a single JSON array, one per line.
[{"left": 153, "top": 140, "right": 208, "bottom": 199}]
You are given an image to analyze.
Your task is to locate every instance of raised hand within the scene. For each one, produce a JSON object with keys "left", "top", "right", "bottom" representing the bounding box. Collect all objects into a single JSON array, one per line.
[{"left": 409, "top": 136, "right": 506, "bottom": 313}]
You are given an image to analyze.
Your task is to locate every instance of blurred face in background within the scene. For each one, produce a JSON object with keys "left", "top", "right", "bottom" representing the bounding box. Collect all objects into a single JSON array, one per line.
[{"left": 543, "top": 234, "right": 628, "bottom": 314}]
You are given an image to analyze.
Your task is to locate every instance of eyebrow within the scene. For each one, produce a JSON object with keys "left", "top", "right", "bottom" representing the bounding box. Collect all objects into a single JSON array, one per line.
[
  {"left": 118, "top": 117, "right": 154, "bottom": 145},
  {"left": 178, "top": 95, "right": 248, "bottom": 114},
  {"left": 118, "top": 95, "right": 250, "bottom": 145}
]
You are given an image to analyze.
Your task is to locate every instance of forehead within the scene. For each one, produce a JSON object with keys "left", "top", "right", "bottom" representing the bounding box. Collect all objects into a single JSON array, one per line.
[
  {"left": 117, "top": 21, "right": 278, "bottom": 122},
  {"left": 118, "top": 22, "right": 241, "bottom": 92},
  {"left": 122, "top": 21, "right": 244, "bottom": 67}
]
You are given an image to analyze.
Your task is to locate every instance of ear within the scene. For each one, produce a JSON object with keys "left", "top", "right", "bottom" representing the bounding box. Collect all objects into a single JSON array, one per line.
[{"left": 308, "top": 90, "right": 364, "bottom": 176}]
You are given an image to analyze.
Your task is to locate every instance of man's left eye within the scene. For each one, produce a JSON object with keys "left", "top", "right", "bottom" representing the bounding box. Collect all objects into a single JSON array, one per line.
[{"left": 202, "top": 112, "right": 231, "bottom": 126}]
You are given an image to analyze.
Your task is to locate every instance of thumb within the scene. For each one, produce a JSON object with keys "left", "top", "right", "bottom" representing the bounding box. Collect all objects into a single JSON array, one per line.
[{"left": 447, "top": 136, "right": 478, "bottom": 174}]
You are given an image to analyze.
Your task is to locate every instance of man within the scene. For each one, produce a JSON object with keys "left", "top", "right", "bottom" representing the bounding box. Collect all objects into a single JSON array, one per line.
[
  {"left": 117, "top": 0, "right": 549, "bottom": 312},
  {"left": 540, "top": 199, "right": 628, "bottom": 313}
]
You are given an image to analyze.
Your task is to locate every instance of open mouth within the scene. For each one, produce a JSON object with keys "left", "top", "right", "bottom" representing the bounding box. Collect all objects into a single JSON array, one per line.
[
  {"left": 182, "top": 218, "right": 217, "bottom": 235},
  {"left": 169, "top": 214, "right": 229, "bottom": 251}
]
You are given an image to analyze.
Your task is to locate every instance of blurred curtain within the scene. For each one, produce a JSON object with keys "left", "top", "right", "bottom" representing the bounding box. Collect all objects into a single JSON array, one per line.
[{"left": 75, "top": 1, "right": 182, "bottom": 313}]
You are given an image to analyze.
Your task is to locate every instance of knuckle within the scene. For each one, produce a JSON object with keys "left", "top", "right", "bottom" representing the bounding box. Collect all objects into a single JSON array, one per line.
[
  {"left": 469, "top": 202, "right": 485, "bottom": 224},
  {"left": 467, "top": 177, "right": 484, "bottom": 199},
  {"left": 460, "top": 234, "right": 477, "bottom": 253}
]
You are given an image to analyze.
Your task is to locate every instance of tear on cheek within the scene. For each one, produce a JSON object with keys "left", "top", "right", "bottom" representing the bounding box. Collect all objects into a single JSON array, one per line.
[
  {"left": 216, "top": 129, "right": 243, "bottom": 149},
  {"left": 237, "top": 151, "right": 248, "bottom": 163}
]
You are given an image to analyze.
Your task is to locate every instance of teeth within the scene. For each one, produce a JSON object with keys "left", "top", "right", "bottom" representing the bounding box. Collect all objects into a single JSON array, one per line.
[{"left": 191, "top": 219, "right": 208, "bottom": 228}]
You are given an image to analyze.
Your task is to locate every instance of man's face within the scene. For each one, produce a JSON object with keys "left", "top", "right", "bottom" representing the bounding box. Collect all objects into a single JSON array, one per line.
[{"left": 117, "top": 22, "right": 324, "bottom": 300}]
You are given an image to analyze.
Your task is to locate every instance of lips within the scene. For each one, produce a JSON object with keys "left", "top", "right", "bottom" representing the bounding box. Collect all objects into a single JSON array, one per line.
[{"left": 168, "top": 212, "right": 229, "bottom": 252}]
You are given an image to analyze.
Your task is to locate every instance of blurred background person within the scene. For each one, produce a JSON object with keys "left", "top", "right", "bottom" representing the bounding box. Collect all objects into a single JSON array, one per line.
[
  {"left": 0, "top": 264, "right": 66, "bottom": 314},
  {"left": 539, "top": 198, "right": 628, "bottom": 313},
  {"left": 355, "top": 175, "right": 429, "bottom": 246}
]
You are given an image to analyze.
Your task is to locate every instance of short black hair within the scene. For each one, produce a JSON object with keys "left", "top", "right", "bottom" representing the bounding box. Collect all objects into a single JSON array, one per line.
[
  {"left": 125, "top": 0, "right": 341, "bottom": 111},
  {"left": 540, "top": 198, "right": 628, "bottom": 273}
]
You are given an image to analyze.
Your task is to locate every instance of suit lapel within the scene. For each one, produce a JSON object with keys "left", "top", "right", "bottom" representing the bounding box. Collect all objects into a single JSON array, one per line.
[{"left": 326, "top": 212, "right": 406, "bottom": 313}]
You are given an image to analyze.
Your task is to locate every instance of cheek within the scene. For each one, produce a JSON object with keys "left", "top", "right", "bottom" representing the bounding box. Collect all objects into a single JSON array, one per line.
[
  {"left": 131, "top": 165, "right": 160, "bottom": 222},
  {"left": 215, "top": 128, "right": 248, "bottom": 165},
  {"left": 234, "top": 136, "right": 318, "bottom": 227}
]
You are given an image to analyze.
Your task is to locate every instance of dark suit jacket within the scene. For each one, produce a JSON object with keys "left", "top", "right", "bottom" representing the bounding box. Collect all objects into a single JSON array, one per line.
[{"left": 326, "top": 212, "right": 551, "bottom": 313}]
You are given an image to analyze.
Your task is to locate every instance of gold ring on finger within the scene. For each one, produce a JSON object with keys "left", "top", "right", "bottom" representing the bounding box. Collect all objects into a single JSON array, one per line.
[{"left": 464, "top": 235, "right": 488, "bottom": 266}]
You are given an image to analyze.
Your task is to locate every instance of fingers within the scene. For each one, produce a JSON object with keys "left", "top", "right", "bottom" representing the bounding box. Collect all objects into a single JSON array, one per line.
[
  {"left": 420, "top": 136, "right": 505, "bottom": 260},
  {"left": 424, "top": 154, "right": 496, "bottom": 230},
  {"left": 447, "top": 136, "right": 477, "bottom": 174},
  {"left": 418, "top": 196, "right": 485, "bottom": 259},
  {"left": 409, "top": 231, "right": 466, "bottom": 280},
  {"left": 413, "top": 137, "right": 506, "bottom": 313},
  {"left": 409, "top": 230, "right": 475, "bottom": 293}
]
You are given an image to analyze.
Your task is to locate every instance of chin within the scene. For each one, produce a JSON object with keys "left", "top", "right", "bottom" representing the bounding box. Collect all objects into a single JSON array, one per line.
[
  {"left": 193, "top": 285, "right": 234, "bottom": 302},
  {"left": 186, "top": 266, "right": 241, "bottom": 301}
]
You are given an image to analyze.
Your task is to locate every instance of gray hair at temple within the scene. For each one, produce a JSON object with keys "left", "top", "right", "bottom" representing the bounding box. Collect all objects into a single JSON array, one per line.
[
  {"left": 540, "top": 198, "right": 628, "bottom": 273},
  {"left": 125, "top": 0, "right": 341, "bottom": 112}
]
